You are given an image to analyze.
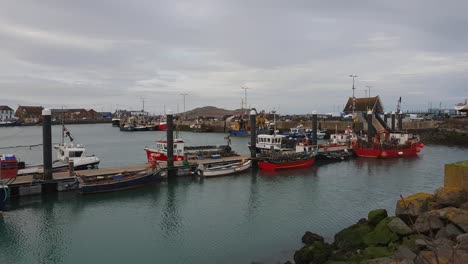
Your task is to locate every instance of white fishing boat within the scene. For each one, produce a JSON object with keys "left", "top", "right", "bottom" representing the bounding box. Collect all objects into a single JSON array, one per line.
[
  {"left": 191, "top": 160, "right": 252, "bottom": 177},
  {"left": 54, "top": 127, "right": 100, "bottom": 170},
  {"left": 16, "top": 125, "right": 99, "bottom": 176}
]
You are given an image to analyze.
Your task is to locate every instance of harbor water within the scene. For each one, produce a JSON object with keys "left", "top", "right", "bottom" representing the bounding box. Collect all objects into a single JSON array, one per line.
[{"left": 0, "top": 124, "right": 467, "bottom": 264}]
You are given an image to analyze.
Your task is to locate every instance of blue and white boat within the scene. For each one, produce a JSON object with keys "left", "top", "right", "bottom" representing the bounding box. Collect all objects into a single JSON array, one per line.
[
  {"left": 282, "top": 125, "right": 326, "bottom": 139},
  {"left": 76, "top": 168, "right": 162, "bottom": 194}
]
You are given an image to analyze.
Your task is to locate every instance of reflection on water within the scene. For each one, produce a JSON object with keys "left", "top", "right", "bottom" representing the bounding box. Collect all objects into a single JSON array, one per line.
[{"left": 0, "top": 125, "right": 467, "bottom": 264}]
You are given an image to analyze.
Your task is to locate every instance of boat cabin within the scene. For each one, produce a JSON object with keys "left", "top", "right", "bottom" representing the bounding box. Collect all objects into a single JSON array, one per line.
[
  {"left": 155, "top": 139, "right": 185, "bottom": 156},
  {"left": 56, "top": 143, "right": 87, "bottom": 161},
  {"left": 290, "top": 125, "right": 307, "bottom": 135},
  {"left": 329, "top": 127, "right": 357, "bottom": 145},
  {"left": 256, "top": 134, "right": 293, "bottom": 152}
]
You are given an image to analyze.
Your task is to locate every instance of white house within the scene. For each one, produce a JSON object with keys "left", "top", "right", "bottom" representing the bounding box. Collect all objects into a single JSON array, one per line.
[{"left": 0, "top": 106, "right": 14, "bottom": 121}]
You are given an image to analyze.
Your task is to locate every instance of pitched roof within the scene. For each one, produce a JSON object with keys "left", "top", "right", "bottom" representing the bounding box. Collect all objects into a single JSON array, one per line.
[
  {"left": 343, "top": 96, "right": 384, "bottom": 113},
  {"left": 16, "top": 106, "right": 44, "bottom": 116},
  {"left": 0, "top": 106, "right": 13, "bottom": 111}
]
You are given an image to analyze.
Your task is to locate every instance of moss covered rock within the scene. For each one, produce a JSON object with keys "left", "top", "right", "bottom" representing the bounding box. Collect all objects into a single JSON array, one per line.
[
  {"left": 395, "top": 192, "right": 434, "bottom": 222},
  {"left": 363, "top": 217, "right": 399, "bottom": 246},
  {"left": 293, "top": 241, "right": 333, "bottom": 264},
  {"left": 334, "top": 223, "right": 373, "bottom": 250},
  {"left": 362, "top": 247, "right": 393, "bottom": 259},
  {"left": 368, "top": 209, "right": 388, "bottom": 226},
  {"left": 323, "top": 261, "right": 357, "bottom": 264},
  {"left": 435, "top": 186, "right": 466, "bottom": 207}
]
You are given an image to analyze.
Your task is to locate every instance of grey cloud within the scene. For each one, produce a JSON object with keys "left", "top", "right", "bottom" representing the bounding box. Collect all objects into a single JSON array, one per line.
[{"left": 0, "top": 1, "right": 467, "bottom": 114}]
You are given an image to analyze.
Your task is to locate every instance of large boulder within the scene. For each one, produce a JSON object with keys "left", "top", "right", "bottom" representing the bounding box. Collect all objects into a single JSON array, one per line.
[
  {"left": 416, "top": 249, "right": 468, "bottom": 264},
  {"left": 435, "top": 223, "right": 464, "bottom": 240},
  {"left": 435, "top": 186, "right": 466, "bottom": 207},
  {"left": 360, "top": 257, "right": 393, "bottom": 264},
  {"left": 394, "top": 245, "right": 417, "bottom": 263},
  {"left": 334, "top": 223, "right": 373, "bottom": 250},
  {"left": 361, "top": 247, "right": 393, "bottom": 260},
  {"left": 431, "top": 207, "right": 468, "bottom": 232},
  {"left": 364, "top": 217, "right": 399, "bottom": 246},
  {"left": 387, "top": 217, "right": 413, "bottom": 236},
  {"left": 412, "top": 211, "right": 444, "bottom": 234},
  {"left": 396, "top": 193, "right": 434, "bottom": 223},
  {"left": 302, "top": 231, "right": 324, "bottom": 245},
  {"left": 293, "top": 241, "right": 333, "bottom": 264},
  {"left": 368, "top": 209, "right": 388, "bottom": 226}
]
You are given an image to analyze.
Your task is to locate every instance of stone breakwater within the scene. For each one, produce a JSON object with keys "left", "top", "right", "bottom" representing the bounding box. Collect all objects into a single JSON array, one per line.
[{"left": 287, "top": 162, "right": 468, "bottom": 264}]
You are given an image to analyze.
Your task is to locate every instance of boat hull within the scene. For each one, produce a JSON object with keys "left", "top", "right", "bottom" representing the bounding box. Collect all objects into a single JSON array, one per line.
[
  {"left": 229, "top": 129, "right": 250, "bottom": 137},
  {"left": 155, "top": 123, "right": 167, "bottom": 131},
  {"left": 0, "top": 185, "right": 8, "bottom": 214},
  {"left": 111, "top": 119, "right": 120, "bottom": 127},
  {"left": 197, "top": 160, "right": 252, "bottom": 177},
  {"left": 145, "top": 148, "right": 184, "bottom": 162},
  {"left": 258, "top": 157, "right": 315, "bottom": 170},
  {"left": 78, "top": 172, "right": 161, "bottom": 194},
  {"left": 354, "top": 143, "right": 423, "bottom": 158}
]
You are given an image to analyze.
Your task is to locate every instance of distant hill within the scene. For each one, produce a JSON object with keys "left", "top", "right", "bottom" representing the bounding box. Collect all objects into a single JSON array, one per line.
[{"left": 181, "top": 106, "right": 246, "bottom": 118}]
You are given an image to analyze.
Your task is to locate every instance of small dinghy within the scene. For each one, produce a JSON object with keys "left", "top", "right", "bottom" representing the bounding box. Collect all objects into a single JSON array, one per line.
[
  {"left": 76, "top": 168, "right": 162, "bottom": 194},
  {"left": 190, "top": 160, "right": 252, "bottom": 177}
]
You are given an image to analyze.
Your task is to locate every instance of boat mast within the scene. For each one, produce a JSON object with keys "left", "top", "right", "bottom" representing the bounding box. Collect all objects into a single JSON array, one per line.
[{"left": 61, "top": 106, "right": 65, "bottom": 144}]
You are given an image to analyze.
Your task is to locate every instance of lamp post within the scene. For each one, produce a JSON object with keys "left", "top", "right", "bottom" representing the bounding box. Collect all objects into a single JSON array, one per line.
[
  {"left": 241, "top": 86, "right": 249, "bottom": 112},
  {"left": 349, "top": 74, "right": 357, "bottom": 114},
  {"left": 180, "top": 93, "right": 188, "bottom": 114},
  {"left": 366, "top": 85, "right": 372, "bottom": 98}
]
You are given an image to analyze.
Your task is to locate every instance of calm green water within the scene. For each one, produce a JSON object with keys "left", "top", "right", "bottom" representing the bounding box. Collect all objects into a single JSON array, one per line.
[{"left": 0, "top": 124, "right": 467, "bottom": 264}]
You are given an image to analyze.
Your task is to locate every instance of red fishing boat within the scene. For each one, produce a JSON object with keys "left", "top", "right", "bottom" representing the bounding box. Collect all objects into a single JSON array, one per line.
[
  {"left": 144, "top": 139, "right": 185, "bottom": 162},
  {"left": 354, "top": 131, "right": 424, "bottom": 158},
  {"left": 144, "top": 138, "right": 235, "bottom": 163},
  {"left": 258, "top": 143, "right": 317, "bottom": 171},
  {"left": 258, "top": 155, "right": 316, "bottom": 170}
]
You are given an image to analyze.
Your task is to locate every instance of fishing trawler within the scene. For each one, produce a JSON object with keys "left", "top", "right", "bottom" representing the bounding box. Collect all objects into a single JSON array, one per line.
[
  {"left": 353, "top": 112, "right": 424, "bottom": 158},
  {"left": 257, "top": 144, "right": 318, "bottom": 170},
  {"left": 54, "top": 127, "right": 100, "bottom": 169}
]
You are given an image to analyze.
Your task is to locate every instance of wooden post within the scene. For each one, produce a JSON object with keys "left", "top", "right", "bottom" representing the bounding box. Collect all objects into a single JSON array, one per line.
[
  {"left": 42, "top": 109, "right": 52, "bottom": 180},
  {"left": 398, "top": 112, "right": 403, "bottom": 131},
  {"left": 167, "top": 111, "right": 175, "bottom": 178},
  {"left": 68, "top": 161, "right": 74, "bottom": 177},
  {"left": 367, "top": 111, "right": 373, "bottom": 143},
  {"left": 249, "top": 109, "right": 257, "bottom": 168},
  {"left": 311, "top": 111, "right": 318, "bottom": 145}
]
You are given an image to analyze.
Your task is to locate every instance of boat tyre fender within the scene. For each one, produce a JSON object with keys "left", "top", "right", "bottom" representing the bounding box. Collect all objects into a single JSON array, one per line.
[{"left": 194, "top": 169, "right": 204, "bottom": 177}]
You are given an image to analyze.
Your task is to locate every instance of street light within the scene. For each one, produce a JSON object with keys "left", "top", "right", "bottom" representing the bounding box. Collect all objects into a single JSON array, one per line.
[
  {"left": 180, "top": 93, "right": 188, "bottom": 120},
  {"left": 349, "top": 74, "right": 357, "bottom": 114},
  {"left": 180, "top": 93, "right": 188, "bottom": 113},
  {"left": 349, "top": 74, "right": 357, "bottom": 98},
  {"left": 366, "top": 86, "right": 372, "bottom": 98},
  {"left": 241, "top": 86, "right": 249, "bottom": 115}
]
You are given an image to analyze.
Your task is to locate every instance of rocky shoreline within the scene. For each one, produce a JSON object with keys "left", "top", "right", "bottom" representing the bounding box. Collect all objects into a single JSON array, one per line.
[{"left": 286, "top": 162, "right": 468, "bottom": 264}]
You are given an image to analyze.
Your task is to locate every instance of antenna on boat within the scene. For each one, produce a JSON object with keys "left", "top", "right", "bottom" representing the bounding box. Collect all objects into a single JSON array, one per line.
[
  {"left": 61, "top": 106, "right": 65, "bottom": 144},
  {"left": 272, "top": 109, "right": 277, "bottom": 135}
]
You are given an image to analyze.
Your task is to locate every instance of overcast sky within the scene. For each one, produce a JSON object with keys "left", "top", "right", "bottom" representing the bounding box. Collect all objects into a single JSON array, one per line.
[{"left": 0, "top": 1, "right": 467, "bottom": 114}]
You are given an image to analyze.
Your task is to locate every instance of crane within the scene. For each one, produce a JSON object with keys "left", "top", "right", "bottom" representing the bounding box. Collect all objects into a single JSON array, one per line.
[{"left": 396, "top": 97, "right": 402, "bottom": 113}]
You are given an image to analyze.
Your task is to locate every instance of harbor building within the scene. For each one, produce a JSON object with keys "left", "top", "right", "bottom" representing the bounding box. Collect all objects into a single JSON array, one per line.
[{"left": 0, "top": 106, "right": 14, "bottom": 121}]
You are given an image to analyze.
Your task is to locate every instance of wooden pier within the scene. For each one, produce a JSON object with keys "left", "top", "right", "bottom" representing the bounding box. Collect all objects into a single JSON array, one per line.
[
  {"left": 5, "top": 155, "right": 249, "bottom": 196},
  {"left": 5, "top": 146, "right": 350, "bottom": 197}
]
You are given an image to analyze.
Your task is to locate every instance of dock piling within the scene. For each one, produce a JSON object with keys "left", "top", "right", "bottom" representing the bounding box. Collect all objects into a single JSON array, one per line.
[
  {"left": 166, "top": 111, "right": 175, "bottom": 178},
  {"left": 250, "top": 109, "right": 257, "bottom": 167},
  {"left": 398, "top": 112, "right": 403, "bottom": 131},
  {"left": 311, "top": 111, "right": 318, "bottom": 145},
  {"left": 42, "top": 109, "right": 52, "bottom": 180},
  {"left": 68, "top": 161, "right": 74, "bottom": 177},
  {"left": 367, "top": 111, "right": 374, "bottom": 143},
  {"left": 391, "top": 112, "right": 396, "bottom": 131}
]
